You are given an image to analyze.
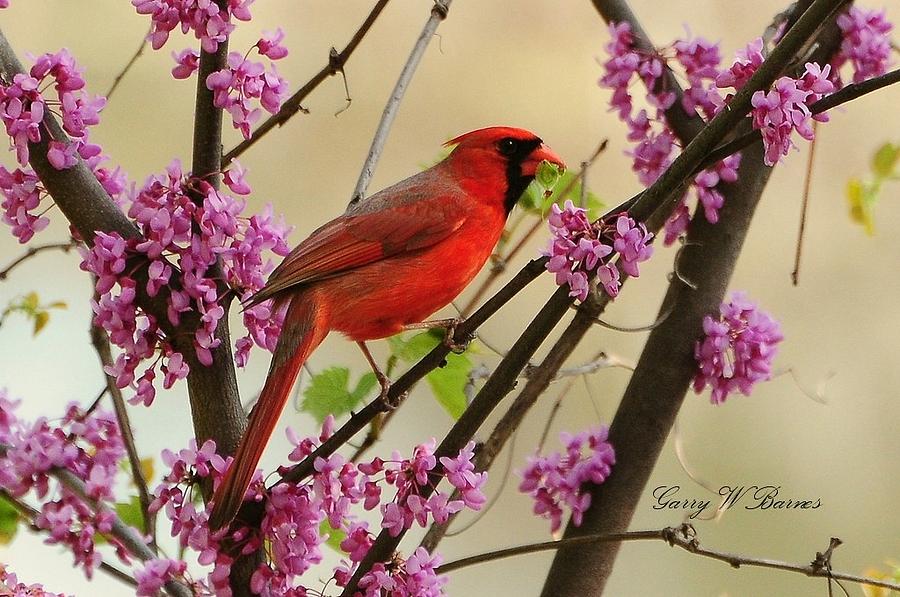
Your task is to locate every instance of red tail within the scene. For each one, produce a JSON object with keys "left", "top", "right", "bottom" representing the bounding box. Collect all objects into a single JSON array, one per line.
[{"left": 208, "top": 294, "right": 328, "bottom": 530}]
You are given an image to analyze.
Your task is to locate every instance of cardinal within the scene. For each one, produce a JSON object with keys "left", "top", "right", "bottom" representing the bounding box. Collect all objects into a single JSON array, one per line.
[{"left": 208, "top": 126, "right": 565, "bottom": 529}]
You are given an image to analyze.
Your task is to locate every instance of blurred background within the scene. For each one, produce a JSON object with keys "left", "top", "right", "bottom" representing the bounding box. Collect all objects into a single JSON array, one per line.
[{"left": 1, "top": 1, "right": 898, "bottom": 595}]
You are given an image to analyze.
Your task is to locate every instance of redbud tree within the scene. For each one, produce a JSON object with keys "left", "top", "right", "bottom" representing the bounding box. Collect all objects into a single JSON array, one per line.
[{"left": 0, "top": 1, "right": 898, "bottom": 596}]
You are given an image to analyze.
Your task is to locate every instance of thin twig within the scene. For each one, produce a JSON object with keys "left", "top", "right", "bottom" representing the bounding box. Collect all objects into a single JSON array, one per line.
[
  {"left": 222, "top": 0, "right": 391, "bottom": 165},
  {"left": 792, "top": 120, "right": 818, "bottom": 285},
  {"left": 436, "top": 524, "right": 900, "bottom": 594},
  {"left": 88, "top": 293, "right": 155, "bottom": 543},
  {"left": 0, "top": 241, "right": 76, "bottom": 281},
  {"left": 348, "top": 0, "right": 452, "bottom": 206},
  {"left": 104, "top": 28, "right": 150, "bottom": 100}
]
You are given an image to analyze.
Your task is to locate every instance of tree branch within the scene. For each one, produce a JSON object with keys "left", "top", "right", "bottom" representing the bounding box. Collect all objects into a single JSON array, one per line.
[
  {"left": 437, "top": 524, "right": 900, "bottom": 594},
  {"left": 0, "top": 241, "right": 75, "bottom": 281},
  {"left": 221, "top": 0, "right": 391, "bottom": 165},
  {"left": 348, "top": 0, "right": 452, "bottom": 206}
]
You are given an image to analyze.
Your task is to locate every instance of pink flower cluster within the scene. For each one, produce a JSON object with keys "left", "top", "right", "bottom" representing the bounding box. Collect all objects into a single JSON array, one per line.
[
  {"left": 747, "top": 62, "right": 835, "bottom": 165},
  {"left": 693, "top": 291, "right": 784, "bottom": 404},
  {"left": 543, "top": 200, "right": 653, "bottom": 301},
  {"left": 600, "top": 23, "right": 742, "bottom": 244},
  {"left": 519, "top": 427, "right": 616, "bottom": 533},
  {"left": 0, "top": 50, "right": 121, "bottom": 243},
  {"left": 598, "top": 12, "right": 894, "bottom": 241},
  {"left": 145, "top": 419, "right": 474, "bottom": 595},
  {"left": 0, "top": 565, "right": 66, "bottom": 597},
  {"left": 355, "top": 547, "right": 446, "bottom": 597},
  {"left": 0, "top": 392, "right": 127, "bottom": 577},
  {"left": 205, "top": 34, "right": 289, "bottom": 139},
  {"left": 834, "top": 6, "right": 893, "bottom": 84},
  {"left": 80, "top": 159, "right": 291, "bottom": 405},
  {"left": 132, "top": 0, "right": 253, "bottom": 52},
  {"left": 148, "top": 439, "right": 230, "bottom": 596}
]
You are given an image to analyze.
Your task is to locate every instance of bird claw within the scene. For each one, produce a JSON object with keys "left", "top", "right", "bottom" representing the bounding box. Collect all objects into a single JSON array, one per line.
[
  {"left": 441, "top": 318, "right": 472, "bottom": 354},
  {"left": 375, "top": 373, "right": 406, "bottom": 411}
]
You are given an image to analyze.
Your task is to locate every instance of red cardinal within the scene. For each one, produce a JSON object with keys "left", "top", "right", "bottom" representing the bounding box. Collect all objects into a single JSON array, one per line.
[{"left": 208, "top": 126, "right": 565, "bottom": 529}]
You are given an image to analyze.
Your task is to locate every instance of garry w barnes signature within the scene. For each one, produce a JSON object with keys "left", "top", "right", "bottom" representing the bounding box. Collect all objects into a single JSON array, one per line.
[{"left": 652, "top": 485, "right": 822, "bottom": 519}]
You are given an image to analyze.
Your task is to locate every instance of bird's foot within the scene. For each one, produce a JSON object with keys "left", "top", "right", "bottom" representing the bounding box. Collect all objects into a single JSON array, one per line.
[{"left": 403, "top": 317, "right": 471, "bottom": 354}]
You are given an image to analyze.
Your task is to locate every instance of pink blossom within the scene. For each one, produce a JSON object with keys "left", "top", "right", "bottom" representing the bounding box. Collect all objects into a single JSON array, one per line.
[
  {"left": 834, "top": 7, "right": 893, "bottom": 84},
  {"left": 171, "top": 48, "right": 200, "bottom": 79},
  {"left": 542, "top": 201, "right": 652, "bottom": 300},
  {"left": 257, "top": 28, "right": 289, "bottom": 60},
  {"left": 693, "top": 291, "right": 784, "bottom": 404},
  {"left": 135, "top": 558, "right": 187, "bottom": 596},
  {"left": 519, "top": 427, "right": 616, "bottom": 533}
]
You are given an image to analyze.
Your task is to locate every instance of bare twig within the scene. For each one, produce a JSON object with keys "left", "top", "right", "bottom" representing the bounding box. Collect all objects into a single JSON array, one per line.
[
  {"left": 436, "top": 524, "right": 900, "bottom": 594},
  {"left": 104, "top": 28, "right": 150, "bottom": 100},
  {"left": 792, "top": 121, "right": 818, "bottom": 285},
  {"left": 348, "top": 0, "right": 452, "bottom": 206},
  {"left": 0, "top": 241, "right": 76, "bottom": 281},
  {"left": 222, "top": 0, "right": 391, "bottom": 165}
]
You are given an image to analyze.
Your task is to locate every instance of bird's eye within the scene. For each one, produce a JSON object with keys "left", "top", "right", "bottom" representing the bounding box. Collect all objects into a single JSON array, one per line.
[{"left": 497, "top": 137, "right": 519, "bottom": 156}]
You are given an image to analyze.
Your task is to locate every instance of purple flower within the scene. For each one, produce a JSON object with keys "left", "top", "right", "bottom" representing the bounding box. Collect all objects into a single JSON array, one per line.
[
  {"left": 171, "top": 48, "right": 200, "bottom": 79},
  {"left": 693, "top": 292, "right": 784, "bottom": 404},
  {"left": 519, "top": 427, "right": 616, "bottom": 533},
  {"left": 835, "top": 7, "right": 893, "bottom": 84}
]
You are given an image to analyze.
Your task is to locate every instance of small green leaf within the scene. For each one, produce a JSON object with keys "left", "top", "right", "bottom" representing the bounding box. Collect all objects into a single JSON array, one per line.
[
  {"left": 320, "top": 520, "right": 346, "bottom": 553},
  {"left": 301, "top": 367, "right": 378, "bottom": 423},
  {"left": 535, "top": 161, "right": 563, "bottom": 192},
  {"left": 0, "top": 495, "right": 20, "bottom": 545},
  {"left": 872, "top": 142, "right": 900, "bottom": 179},
  {"left": 115, "top": 496, "right": 145, "bottom": 531},
  {"left": 32, "top": 311, "right": 49, "bottom": 335},
  {"left": 47, "top": 301, "right": 68, "bottom": 310}
]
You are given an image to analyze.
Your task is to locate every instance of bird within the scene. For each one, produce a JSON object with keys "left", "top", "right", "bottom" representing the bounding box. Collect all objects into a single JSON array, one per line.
[{"left": 208, "top": 126, "right": 565, "bottom": 530}]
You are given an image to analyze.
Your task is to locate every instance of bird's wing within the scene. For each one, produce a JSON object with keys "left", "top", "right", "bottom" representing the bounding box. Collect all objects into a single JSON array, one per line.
[{"left": 246, "top": 181, "right": 467, "bottom": 306}]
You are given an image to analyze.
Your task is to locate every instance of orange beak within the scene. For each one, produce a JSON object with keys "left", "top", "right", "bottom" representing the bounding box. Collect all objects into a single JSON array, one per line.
[{"left": 521, "top": 142, "right": 566, "bottom": 176}]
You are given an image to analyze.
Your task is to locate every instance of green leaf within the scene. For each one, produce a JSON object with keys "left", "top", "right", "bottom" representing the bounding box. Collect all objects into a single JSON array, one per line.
[
  {"left": 535, "top": 161, "right": 563, "bottom": 191},
  {"left": 0, "top": 495, "right": 20, "bottom": 545},
  {"left": 301, "top": 367, "right": 378, "bottom": 423},
  {"left": 389, "top": 331, "right": 471, "bottom": 419},
  {"left": 320, "top": 520, "right": 346, "bottom": 553},
  {"left": 115, "top": 496, "right": 145, "bottom": 531},
  {"left": 872, "top": 143, "right": 900, "bottom": 179}
]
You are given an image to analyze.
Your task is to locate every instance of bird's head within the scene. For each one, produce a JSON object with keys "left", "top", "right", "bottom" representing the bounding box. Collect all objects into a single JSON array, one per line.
[{"left": 444, "top": 126, "right": 566, "bottom": 213}]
